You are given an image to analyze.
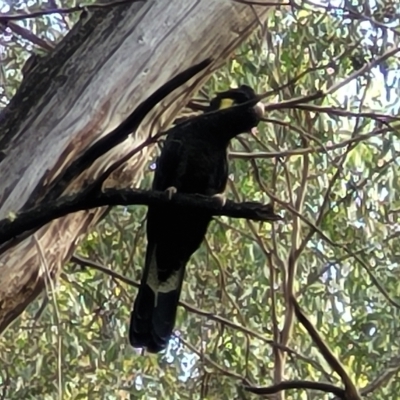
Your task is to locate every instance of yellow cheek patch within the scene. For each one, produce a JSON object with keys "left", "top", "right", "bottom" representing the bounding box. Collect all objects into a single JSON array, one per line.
[{"left": 219, "top": 98, "right": 235, "bottom": 109}]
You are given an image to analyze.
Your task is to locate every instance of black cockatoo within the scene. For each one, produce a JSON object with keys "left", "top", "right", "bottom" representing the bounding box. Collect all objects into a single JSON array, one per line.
[{"left": 129, "top": 85, "right": 264, "bottom": 353}]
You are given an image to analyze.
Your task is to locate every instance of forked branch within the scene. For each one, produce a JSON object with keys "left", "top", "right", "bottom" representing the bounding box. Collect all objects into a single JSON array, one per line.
[{"left": 292, "top": 297, "right": 361, "bottom": 400}]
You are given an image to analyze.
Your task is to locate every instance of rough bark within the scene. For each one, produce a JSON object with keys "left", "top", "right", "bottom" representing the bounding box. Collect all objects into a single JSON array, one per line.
[{"left": 0, "top": 0, "right": 272, "bottom": 333}]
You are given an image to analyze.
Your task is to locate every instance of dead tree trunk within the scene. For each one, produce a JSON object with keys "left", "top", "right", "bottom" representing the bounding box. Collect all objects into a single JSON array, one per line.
[{"left": 0, "top": 0, "right": 272, "bottom": 333}]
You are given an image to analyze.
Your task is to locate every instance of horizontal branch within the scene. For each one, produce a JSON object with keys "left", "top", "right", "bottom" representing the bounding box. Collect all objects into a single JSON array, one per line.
[
  {"left": 244, "top": 380, "right": 346, "bottom": 398},
  {"left": 70, "top": 254, "right": 278, "bottom": 347},
  {"left": 0, "top": 188, "right": 281, "bottom": 246}
]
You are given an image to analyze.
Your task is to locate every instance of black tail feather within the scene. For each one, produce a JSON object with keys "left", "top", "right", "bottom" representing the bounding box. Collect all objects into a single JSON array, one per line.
[
  {"left": 151, "top": 289, "right": 181, "bottom": 349},
  {"left": 129, "top": 245, "right": 185, "bottom": 353},
  {"left": 129, "top": 283, "right": 155, "bottom": 349},
  {"left": 129, "top": 283, "right": 182, "bottom": 353}
]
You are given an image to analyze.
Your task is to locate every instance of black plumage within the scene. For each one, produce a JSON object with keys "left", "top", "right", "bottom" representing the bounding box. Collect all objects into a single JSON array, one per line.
[{"left": 129, "top": 85, "right": 264, "bottom": 353}]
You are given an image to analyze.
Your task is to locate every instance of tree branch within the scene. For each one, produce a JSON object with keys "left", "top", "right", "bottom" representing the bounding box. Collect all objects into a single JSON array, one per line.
[
  {"left": 0, "top": 188, "right": 281, "bottom": 248},
  {"left": 291, "top": 297, "right": 362, "bottom": 400},
  {"left": 244, "top": 380, "right": 346, "bottom": 398},
  {"left": 0, "top": 0, "right": 144, "bottom": 22}
]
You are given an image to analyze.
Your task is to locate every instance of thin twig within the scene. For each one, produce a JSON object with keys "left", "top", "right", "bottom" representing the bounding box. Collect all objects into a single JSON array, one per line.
[{"left": 230, "top": 125, "right": 393, "bottom": 159}]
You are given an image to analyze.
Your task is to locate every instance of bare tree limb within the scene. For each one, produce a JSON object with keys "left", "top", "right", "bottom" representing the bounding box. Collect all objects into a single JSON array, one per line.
[
  {"left": 0, "top": 188, "right": 281, "bottom": 250},
  {"left": 244, "top": 380, "right": 346, "bottom": 398}
]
